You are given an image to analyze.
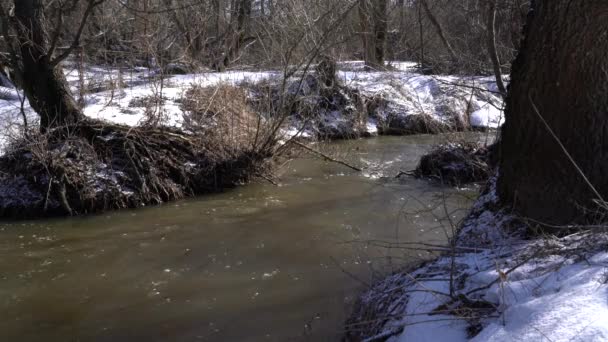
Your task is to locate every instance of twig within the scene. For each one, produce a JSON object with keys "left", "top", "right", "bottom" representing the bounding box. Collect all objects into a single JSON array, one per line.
[
  {"left": 289, "top": 140, "right": 363, "bottom": 171},
  {"left": 258, "top": 173, "right": 279, "bottom": 186},
  {"left": 529, "top": 92, "right": 606, "bottom": 205},
  {"left": 395, "top": 170, "right": 415, "bottom": 178}
]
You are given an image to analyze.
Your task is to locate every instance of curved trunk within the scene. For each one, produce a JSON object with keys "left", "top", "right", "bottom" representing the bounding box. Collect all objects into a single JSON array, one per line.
[
  {"left": 13, "top": 0, "right": 84, "bottom": 131},
  {"left": 498, "top": 0, "right": 608, "bottom": 224}
]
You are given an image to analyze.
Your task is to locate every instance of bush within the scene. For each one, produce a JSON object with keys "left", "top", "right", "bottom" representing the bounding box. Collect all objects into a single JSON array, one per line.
[
  {"left": 0, "top": 118, "right": 274, "bottom": 218},
  {"left": 414, "top": 141, "right": 495, "bottom": 185},
  {"left": 181, "top": 85, "right": 272, "bottom": 150}
]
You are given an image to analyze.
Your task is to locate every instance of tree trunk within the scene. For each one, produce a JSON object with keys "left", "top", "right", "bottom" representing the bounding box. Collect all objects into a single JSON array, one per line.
[
  {"left": 215, "top": 0, "right": 252, "bottom": 71},
  {"left": 359, "top": 0, "right": 387, "bottom": 70},
  {"left": 13, "top": 0, "right": 84, "bottom": 130},
  {"left": 372, "top": 0, "right": 388, "bottom": 67},
  {"left": 417, "top": 0, "right": 426, "bottom": 69},
  {"left": 358, "top": 0, "right": 374, "bottom": 68},
  {"left": 213, "top": 0, "right": 222, "bottom": 38},
  {"left": 498, "top": 0, "right": 608, "bottom": 225},
  {"left": 486, "top": 0, "right": 507, "bottom": 97}
]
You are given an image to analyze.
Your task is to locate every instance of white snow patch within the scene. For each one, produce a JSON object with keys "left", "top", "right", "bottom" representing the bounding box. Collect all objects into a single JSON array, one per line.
[
  {"left": 0, "top": 62, "right": 505, "bottom": 154},
  {"left": 470, "top": 101, "right": 503, "bottom": 129},
  {"left": 356, "top": 177, "right": 608, "bottom": 342}
]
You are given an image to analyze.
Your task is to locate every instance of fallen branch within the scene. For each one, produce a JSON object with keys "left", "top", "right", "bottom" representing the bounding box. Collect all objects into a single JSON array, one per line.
[
  {"left": 289, "top": 140, "right": 363, "bottom": 172},
  {"left": 395, "top": 170, "right": 415, "bottom": 178},
  {"left": 258, "top": 173, "right": 279, "bottom": 186}
]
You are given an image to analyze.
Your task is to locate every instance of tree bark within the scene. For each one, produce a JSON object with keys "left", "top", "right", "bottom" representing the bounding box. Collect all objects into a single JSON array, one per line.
[
  {"left": 372, "top": 0, "right": 388, "bottom": 67},
  {"left": 359, "top": 0, "right": 387, "bottom": 70},
  {"left": 13, "top": 0, "right": 84, "bottom": 130},
  {"left": 498, "top": 0, "right": 608, "bottom": 224}
]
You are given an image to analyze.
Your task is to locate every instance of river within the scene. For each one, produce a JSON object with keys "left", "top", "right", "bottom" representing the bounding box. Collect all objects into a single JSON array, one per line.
[{"left": 0, "top": 134, "right": 483, "bottom": 341}]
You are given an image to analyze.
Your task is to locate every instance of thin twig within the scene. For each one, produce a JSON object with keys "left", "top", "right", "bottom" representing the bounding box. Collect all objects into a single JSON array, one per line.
[
  {"left": 529, "top": 91, "right": 606, "bottom": 205},
  {"left": 290, "top": 140, "right": 363, "bottom": 171}
]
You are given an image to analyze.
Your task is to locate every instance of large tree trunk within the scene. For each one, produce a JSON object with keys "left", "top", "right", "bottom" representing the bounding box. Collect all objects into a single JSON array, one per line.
[
  {"left": 498, "top": 0, "right": 608, "bottom": 225},
  {"left": 13, "top": 0, "right": 84, "bottom": 131}
]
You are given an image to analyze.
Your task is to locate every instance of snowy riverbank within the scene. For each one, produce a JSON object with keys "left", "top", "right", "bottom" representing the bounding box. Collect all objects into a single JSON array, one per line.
[
  {"left": 347, "top": 177, "right": 608, "bottom": 341},
  {"left": 0, "top": 61, "right": 504, "bottom": 154}
]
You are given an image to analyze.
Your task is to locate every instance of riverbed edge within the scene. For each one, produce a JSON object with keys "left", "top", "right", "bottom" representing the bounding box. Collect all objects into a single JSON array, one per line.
[{"left": 344, "top": 177, "right": 608, "bottom": 341}]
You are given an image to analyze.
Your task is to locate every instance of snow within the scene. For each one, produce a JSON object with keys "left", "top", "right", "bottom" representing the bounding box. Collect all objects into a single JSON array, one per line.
[
  {"left": 338, "top": 71, "right": 504, "bottom": 130},
  {"left": 0, "top": 86, "right": 34, "bottom": 152},
  {"left": 0, "top": 61, "right": 504, "bottom": 154},
  {"left": 474, "top": 256, "right": 608, "bottom": 341},
  {"left": 337, "top": 60, "right": 418, "bottom": 72},
  {"left": 71, "top": 67, "right": 280, "bottom": 127},
  {"left": 355, "top": 177, "right": 608, "bottom": 342},
  {"left": 470, "top": 101, "right": 504, "bottom": 129},
  {"left": 2, "top": 62, "right": 601, "bottom": 341},
  {"left": 391, "top": 249, "right": 608, "bottom": 342}
]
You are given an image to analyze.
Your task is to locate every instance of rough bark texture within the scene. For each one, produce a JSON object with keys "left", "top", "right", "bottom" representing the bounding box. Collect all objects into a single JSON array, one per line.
[
  {"left": 13, "top": 0, "right": 85, "bottom": 130},
  {"left": 498, "top": 0, "right": 608, "bottom": 224}
]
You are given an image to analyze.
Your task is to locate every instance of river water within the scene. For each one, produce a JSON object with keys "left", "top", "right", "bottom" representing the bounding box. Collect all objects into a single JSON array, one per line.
[{"left": 0, "top": 135, "right": 482, "bottom": 341}]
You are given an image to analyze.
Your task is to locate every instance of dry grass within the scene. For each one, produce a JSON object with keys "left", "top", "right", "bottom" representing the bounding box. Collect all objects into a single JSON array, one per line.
[
  {"left": 181, "top": 84, "right": 272, "bottom": 151},
  {"left": 0, "top": 116, "right": 275, "bottom": 218}
]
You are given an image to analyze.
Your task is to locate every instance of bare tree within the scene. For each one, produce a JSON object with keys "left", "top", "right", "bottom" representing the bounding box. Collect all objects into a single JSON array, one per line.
[
  {"left": 212, "top": 0, "right": 254, "bottom": 71},
  {"left": 1, "top": 0, "right": 105, "bottom": 130},
  {"left": 420, "top": 0, "right": 457, "bottom": 65},
  {"left": 487, "top": 0, "right": 507, "bottom": 96},
  {"left": 358, "top": 0, "right": 388, "bottom": 69}
]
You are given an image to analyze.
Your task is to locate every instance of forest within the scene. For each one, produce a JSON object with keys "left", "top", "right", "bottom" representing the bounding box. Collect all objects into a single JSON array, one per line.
[{"left": 1, "top": 0, "right": 607, "bottom": 341}]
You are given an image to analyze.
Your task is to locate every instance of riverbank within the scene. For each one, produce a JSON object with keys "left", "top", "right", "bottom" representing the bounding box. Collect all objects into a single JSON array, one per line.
[
  {"left": 346, "top": 177, "right": 608, "bottom": 341},
  {"left": 0, "top": 61, "right": 503, "bottom": 152},
  {"left": 0, "top": 61, "right": 502, "bottom": 218}
]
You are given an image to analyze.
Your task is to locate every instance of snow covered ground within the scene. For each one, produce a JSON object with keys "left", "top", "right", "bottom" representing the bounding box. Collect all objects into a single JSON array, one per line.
[
  {"left": 338, "top": 68, "right": 504, "bottom": 130},
  {"left": 351, "top": 178, "right": 608, "bottom": 342},
  {"left": 0, "top": 61, "right": 504, "bottom": 153}
]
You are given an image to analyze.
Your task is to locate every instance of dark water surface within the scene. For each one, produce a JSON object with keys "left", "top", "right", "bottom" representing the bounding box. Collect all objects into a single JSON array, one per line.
[{"left": 0, "top": 135, "right": 482, "bottom": 341}]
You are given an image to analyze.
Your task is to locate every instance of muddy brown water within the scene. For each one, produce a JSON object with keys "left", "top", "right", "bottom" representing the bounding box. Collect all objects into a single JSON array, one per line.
[{"left": 0, "top": 135, "right": 485, "bottom": 341}]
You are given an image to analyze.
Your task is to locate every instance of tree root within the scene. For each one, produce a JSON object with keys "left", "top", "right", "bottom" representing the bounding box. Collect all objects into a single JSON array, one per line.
[{"left": 0, "top": 120, "right": 272, "bottom": 218}]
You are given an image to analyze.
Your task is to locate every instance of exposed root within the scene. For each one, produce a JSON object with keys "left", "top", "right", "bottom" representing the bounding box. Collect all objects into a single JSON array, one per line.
[{"left": 0, "top": 121, "right": 272, "bottom": 218}]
